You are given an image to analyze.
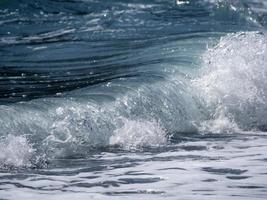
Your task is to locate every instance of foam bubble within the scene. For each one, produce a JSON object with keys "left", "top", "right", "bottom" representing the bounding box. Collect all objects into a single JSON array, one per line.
[
  {"left": 109, "top": 118, "right": 167, "bottom": 150},
  {"left": 0, "top": 135, "right": 35, "bottom": 168}
]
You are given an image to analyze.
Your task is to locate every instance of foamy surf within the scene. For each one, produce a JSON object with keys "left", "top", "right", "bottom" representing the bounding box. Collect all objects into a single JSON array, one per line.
[
  {"left": 0, "top": 135, "right": 35, "bottom": 168},
  {"left": 109, "top": 118, "right": 167, "bottom": 150},
  {"left": 193, "top": 31, "right": 267, "bottom": 133}
]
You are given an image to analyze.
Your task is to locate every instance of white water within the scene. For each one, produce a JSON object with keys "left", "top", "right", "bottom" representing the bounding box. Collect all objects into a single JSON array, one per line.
[
  {"left": 0, "top": 135, "right": 34, "bottom": 168},
  {"left": 193, "top": 31, "right": 267, "bottom": 133},
  {"left": 110, "top": 118, "right": 167, "bottom": 150}
]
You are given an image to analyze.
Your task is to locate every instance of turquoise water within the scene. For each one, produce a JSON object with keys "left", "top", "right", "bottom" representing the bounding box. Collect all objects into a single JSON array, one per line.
[{"left": 0, "top": 0, "right": 267, "bottom": 199}]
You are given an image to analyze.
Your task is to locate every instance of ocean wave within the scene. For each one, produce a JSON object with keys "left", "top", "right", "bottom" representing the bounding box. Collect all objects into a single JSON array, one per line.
[
  {"left": 1, "top": 31, "right": 266, "bottom": 168},
  {"left": 0, "top": 1, "right": 267, "bottom": 168}
]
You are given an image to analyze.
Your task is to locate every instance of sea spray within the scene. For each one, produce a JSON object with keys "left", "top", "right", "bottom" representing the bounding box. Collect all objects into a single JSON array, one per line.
[
  {"left": 0, "top": 135, "right": 35, "bottom": 168},
  {"left": 193, "top": 31, "right": 267, "bottom": 133},
  {"left": 110, "top": 118, "right": 167, "bottom": 150}
]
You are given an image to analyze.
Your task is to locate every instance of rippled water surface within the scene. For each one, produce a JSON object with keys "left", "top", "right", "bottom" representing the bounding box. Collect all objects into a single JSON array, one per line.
[{"left": 0, "top": 0, "right": 267, "bottom": 199}]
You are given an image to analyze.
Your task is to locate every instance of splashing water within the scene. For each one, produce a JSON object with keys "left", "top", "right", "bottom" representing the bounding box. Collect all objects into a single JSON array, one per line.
[
  {"left": 110, "top": 118, "right": 167, "bottom": 150},
  {"left": 193, "top": 31, "right": 267, "bottom": 133},
  {"left": 0, "top": 135, "right": 35, "bottom": 168}
]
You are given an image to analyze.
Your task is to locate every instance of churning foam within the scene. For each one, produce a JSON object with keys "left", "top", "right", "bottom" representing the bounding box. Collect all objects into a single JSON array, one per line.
[
  {"left": 193, "top": 31, "right": 267, "bottom": 133},
  {"left": 109, "top": 118, "right": 167, "bottom": 150},
  {"left": 0, "top": 135, "right": 35, "bottom": 168}
]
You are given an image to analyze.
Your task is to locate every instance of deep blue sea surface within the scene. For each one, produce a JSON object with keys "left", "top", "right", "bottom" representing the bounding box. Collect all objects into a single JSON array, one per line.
[{"left": 0, "top": 0, "right": 267, "bottom": 199}]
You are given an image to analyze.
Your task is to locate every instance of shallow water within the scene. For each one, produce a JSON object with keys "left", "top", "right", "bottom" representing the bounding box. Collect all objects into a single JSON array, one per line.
[{"left": 0, "top": 0, "right": 267, "bottom": 199}]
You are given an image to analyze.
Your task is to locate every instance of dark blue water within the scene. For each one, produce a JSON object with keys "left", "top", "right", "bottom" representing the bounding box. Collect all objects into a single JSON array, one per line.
[{"left": 0, "top": 0, "right": 267, "bottom": 199}]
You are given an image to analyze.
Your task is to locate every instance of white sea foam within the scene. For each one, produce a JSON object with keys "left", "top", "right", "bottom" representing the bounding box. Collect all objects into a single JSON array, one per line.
[
  {"left": 198, "top": 106, "right": 241, "bottom": 134},
  {"left": 0, "top": 135, "right": 35, "bottom": 168},
  {"left": 110, "top": 118, "right": 167, "bottom": 150},
  {"left": 193, "top": 31, "right": 267, "bottom": 133}
]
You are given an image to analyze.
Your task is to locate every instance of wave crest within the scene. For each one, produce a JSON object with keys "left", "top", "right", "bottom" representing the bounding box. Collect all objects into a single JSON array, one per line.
[{"left": 193, "top": 31, "right": 267, "bottom": 132}]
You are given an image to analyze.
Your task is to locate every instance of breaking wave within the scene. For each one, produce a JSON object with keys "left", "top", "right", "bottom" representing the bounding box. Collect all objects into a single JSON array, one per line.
[
  {"left": 1, "top": 31, "right": 266, "bottom": 168},
  {"left": 193, "top": 31, "right": 267, "bottom": 133},
  {"left": 0, "top": 0, "right": 267, "bottom": 168}
]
